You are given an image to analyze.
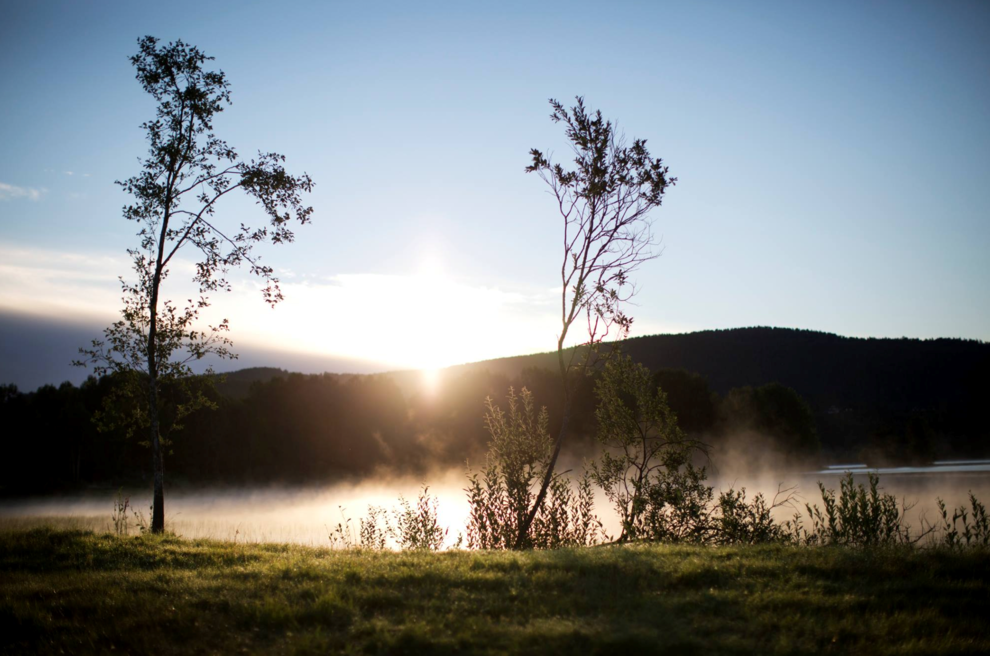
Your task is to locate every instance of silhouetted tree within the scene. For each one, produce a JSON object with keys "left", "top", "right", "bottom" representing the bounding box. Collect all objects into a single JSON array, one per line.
[
  {"left": 75, "top": 36, "right": 313, "bottom": 532},
  {"left": 591, "top": 356, "right": 709, "bottom": 542},
  {"left": 517, "top": 97, "right": 675, "bottom": 546}
]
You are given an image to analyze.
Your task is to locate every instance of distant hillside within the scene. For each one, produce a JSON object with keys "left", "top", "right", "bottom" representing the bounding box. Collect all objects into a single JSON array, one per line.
[
  {"left": 224, "top": 328, "right": 989, "bottom": 424},
  {"left": 412, "top": 327, "right": 985, "bottom": 457},
  {"left": 211, "top": 327, "right": 990, "bottom": 460},
  {"left": 215, "top": 367, "right": 291, "bottom": 399},
  {"left": 215, "top": 367, "right": 364, "bottom": 399},
  {"left": 441, "top": 327, "right": 987, "bottom": 412},
  {"left": 5, "top": 327, "right": 986, "bottom": 494}
]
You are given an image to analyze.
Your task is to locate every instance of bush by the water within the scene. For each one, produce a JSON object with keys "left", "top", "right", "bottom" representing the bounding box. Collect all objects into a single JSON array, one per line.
[{"left": 465, "top": 388, "right": 600, "bottom": 549}]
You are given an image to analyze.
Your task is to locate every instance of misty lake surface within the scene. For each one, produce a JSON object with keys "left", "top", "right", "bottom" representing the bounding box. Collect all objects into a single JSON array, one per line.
[
  {"left": 808, "top": 460, "right": 990, "bottom": 477},
  {"left": 2, "top": 465, "right": 988, "bottom": 548},
  {"left": 0, "top": 474, "right": 472, "bottom": 547}
]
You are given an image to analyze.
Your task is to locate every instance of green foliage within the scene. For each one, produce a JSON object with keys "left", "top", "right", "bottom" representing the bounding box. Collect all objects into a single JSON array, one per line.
[
  {"left": 90, "top": 371, "right": 219, "bottom": 451},
  {"left": 330, "top": 489, "right": 451, "bottom": 552},
  {"left": 592, "top": 356, "right": 712, "bottom": 542},
  {"left": 466, "top": 388, "right": 600, "bottom": 549},
  {"left": 75, "top": 36, "right": 312, "bottom": 388},
  {"left": 513, "top": 96, "right": 677, "bottom": 548},
  {"left": 531, "top": 469, "right": 600, "bottom": 550},
  {"left": 391, "top": 486, "right": 447, "bottom": 551},
  {"left": 937, "top": 493, "right": 990, "bottom": 549},
  {"left": 632, "top": 449, "right": 714, "bottom": 543},
  {"left": 713, "top": 486, "right": 796, "bottom": 545},
  {"left": 796, "top": 473, "right": 919, "bottom": 547},
  {"left": 589, "top": 357, "right": 807, "bottom": 546},
  {"left": 358, "top": 505, "right": 389, "bottom": 550}
]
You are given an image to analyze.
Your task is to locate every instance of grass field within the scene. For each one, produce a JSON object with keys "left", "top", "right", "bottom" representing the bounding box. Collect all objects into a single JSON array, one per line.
[{"left": 1, "top": 528, "right": 988, "bottom": 655}]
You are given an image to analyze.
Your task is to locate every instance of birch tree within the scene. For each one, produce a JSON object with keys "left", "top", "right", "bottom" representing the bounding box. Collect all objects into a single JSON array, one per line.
[{"left": 76, "top": 36, "right": 314, "bottom": 533}]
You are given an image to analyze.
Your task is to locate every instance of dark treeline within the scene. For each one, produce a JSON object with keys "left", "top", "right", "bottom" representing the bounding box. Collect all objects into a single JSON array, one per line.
[
  {"left": 0, "top": 369, "right": 570, "bottom": 494},
  {"left": 2, "top": 365, "right": 816, "bottom": 496},
  {"left": 2, "top": 327, "right": 986, "bottom": 495},
  {"left": 443, "top": 327, "right": 990, "bottom": 463}
]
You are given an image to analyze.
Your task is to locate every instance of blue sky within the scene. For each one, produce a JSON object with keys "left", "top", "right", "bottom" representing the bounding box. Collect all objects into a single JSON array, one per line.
[{"left": 1, "top": 0, "right": 988, "bottom": 389}]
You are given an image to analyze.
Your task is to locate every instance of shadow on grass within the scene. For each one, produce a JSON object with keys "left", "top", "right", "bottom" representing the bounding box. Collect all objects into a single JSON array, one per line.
[{"left": 1, "top": 529, "right": 988, "bottom": 655}]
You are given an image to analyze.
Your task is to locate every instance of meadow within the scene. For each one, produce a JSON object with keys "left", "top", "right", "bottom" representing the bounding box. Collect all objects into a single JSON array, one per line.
[{"left": 2, "top": 527, "right": 989, "bottom": 655}]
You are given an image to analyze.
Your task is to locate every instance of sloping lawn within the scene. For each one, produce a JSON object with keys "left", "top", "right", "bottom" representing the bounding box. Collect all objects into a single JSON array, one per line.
[{"left": 1, "top": 528, "right": 988, "bottom": 655}]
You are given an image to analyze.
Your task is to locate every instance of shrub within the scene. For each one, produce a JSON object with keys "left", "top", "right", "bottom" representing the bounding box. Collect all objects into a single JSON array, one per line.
[
  {"left": 937, "top": 493, "right": 990, "bottom": 549},
  {"left": 796, "top": 473, "right": 918, "bottom": 547},
  {"left": 531, "top": 469, "right": 600, "bottom": 549},
  {"left": 465, "top": 387, "right": 601, "bottom": 549},
  {"left": 326, "top": 507, "right": 356, "bottom": 549},
  {"left": 110, "top": 489, "right": 131, "bottom": 536},
  {"left": 591, "top": 356, "right": 713, "bottom": 543},
  {"left": 359, "top": 505, "right": 389, "bottom": 550},
  {"left": 392, "top": 486, "right": 446, "bottom": 551},
  {"left": 713, "top": 486, "right": 796, "bottom": 545}
]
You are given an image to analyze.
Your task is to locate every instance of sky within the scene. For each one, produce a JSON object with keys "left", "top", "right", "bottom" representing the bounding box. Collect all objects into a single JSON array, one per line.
[{"left": 1, "top": 0, "right": 988, "bottom": 390}]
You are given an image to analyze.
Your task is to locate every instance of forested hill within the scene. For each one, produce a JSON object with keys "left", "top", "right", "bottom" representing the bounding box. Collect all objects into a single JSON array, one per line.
[
  {"left": 3, "top": 328, "right": 986, "bottom": 494},
  {"left": 428, "top": 327, "right": 989, "bottom": 459},
  {"left": 215, "top": 367, "right": 292, "bottom": 399},
  {"left": 222, "top": 328, "right": 988, "bottom": 444},
  {"left": 433, "top": 327, "right": 986, "bottom": 414}
]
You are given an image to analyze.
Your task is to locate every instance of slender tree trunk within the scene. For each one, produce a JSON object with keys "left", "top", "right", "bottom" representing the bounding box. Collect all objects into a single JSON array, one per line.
[
  {"left": 515, "top": 401, "right": 572, "bottom": 548},
  {"left": 147, "top": 237, "right": 165, "bottom": 534},
  {"left": 148, "top": 373, "right": 165, "bottom": 533},
  {"left": 147, "top": 284, "right": 165, "bottom": 533},
  {"left": 148, "top": 180, "right": 171, "bottom": 534},
  {"left": 515, "top": 339, "right": 576, "bottom": 548},
  {"left": 622, "top": 433, "right": 649, "bottom": 543}
]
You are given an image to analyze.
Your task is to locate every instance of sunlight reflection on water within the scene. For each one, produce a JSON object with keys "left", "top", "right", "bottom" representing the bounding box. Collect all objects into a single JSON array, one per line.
[{"left": 2, "top": 466, "right": 987, "bottom": 548}]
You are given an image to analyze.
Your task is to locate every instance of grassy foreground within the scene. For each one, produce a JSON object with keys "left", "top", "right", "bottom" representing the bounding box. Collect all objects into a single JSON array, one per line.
[{"left": 1, "top": 529, "right": 988, "bottom": 655}]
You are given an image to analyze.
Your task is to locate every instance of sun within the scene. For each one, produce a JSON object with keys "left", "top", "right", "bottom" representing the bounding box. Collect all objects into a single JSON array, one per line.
[
  {"left": 225, "top": 249, "right": 555, "bottom": 375},
  {"left": 421, "top": 367, "right": 442, "bottom": 396}
]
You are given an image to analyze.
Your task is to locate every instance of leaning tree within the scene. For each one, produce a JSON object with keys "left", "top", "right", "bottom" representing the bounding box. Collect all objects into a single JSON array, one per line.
[
  {"left": 515, "top": 97, "right": 675, "bottom": 547},
  {"left": 76, "top": 36, "right": 314, "bottom": 533}
]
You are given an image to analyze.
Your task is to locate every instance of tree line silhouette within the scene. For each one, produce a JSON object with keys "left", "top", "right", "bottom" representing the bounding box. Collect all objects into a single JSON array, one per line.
[{"left": 3, "top": 327, "right": 985, "bottom": 496}]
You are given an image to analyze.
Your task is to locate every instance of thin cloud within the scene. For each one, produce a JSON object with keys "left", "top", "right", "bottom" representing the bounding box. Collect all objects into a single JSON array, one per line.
[
  {"left": 0, "top": 182, "right": 45, "bottom": 201},
  {"left": 0, "top": 243, "right": 564, "bottom": 370},
  {"left": 0, "top": 244, "right": 127, "bottom": 320}
]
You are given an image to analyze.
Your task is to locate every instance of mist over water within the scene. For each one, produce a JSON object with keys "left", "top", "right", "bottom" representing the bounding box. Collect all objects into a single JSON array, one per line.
[
  {"left": 0, "top": 471, "right": 471, "bottom": 547},
  {"left": 3, "top": 463, "right": 987, "bottom": 548}
]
